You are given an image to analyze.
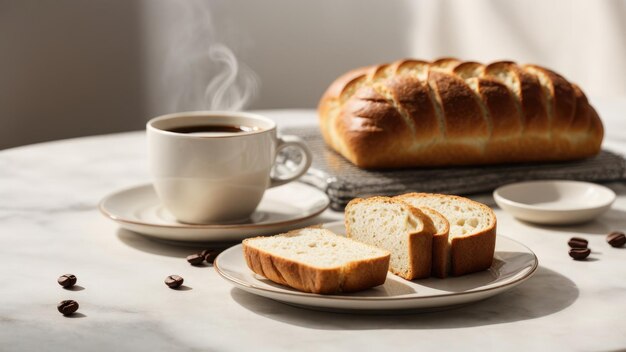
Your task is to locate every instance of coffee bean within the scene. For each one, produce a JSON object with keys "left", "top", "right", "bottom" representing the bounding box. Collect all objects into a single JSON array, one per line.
[
  {"left": 57, "top": 274, "right": 77, "bottom": 288},
  {"left": 607, "top": 231, "right": 626, "bottom": 248},
  {"left": 57, "top": 300, "right": 79, "bottom": 316},
  {"left": 186, "top": 253, "right": 204, "bottom": 266},
  {"left": 203, "top": 249, "right": 220, "bottom": 264},
  {"left": 568, "top": 237, "right": 588, "bottom": 249},
  {"left": 569, "top": 248, "right": 591, "bottom": 260},
  {"left": 165, "top": 275, "right": 184, "bottom": 289}
]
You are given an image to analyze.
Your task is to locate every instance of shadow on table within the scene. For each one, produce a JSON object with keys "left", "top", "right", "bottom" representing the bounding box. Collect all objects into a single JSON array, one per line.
[
  {"left": 516, "top": 207, "right": 626, "bottom": 236},
  {"left": 64, "top": 312, "right": 87, "bottom": 319},
  {"left": 230, "top": 266, "right": 578, "bottom": 330},
  {"left": 116, "top": 229, "right": 211, "bottom": 257},
  {"left": 114, "top": 212, "right": 340, "bottom": 257}
]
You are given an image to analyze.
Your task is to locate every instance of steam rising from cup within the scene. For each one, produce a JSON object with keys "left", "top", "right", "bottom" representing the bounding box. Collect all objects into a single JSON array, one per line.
[
  {"left": 204, "top": 44, "right": 259, "bottom": 111},
  {"left": 161, "top": 0, "right": 260, "bottom": 112}
]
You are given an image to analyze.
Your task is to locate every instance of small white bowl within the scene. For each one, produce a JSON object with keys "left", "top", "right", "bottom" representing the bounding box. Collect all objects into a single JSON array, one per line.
[{"left": 493, "top": 180, "right": 616, "bottom": 225}]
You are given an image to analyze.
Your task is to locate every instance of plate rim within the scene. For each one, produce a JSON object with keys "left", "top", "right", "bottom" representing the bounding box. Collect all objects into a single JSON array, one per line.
[
  {"left": 99, "top": 182, "right": 330, "bottom": 230},
  {"left": 214, "top": 222, "right": 539, "bottom": 302}
]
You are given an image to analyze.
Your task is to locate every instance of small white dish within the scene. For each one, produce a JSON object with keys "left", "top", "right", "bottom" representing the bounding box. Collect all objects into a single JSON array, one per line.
[
  {"left": 494, "top": 180, "right": 615, "bottom": 225},
  {"left": 99, "top": 182, "right": 330, "bottom": 243},
  {"left": 214, "top": 221, "right": 538, "bottom": 313}
]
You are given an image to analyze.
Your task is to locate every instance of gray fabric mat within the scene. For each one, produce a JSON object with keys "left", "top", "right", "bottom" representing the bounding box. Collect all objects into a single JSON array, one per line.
[{"left": 283, "top": 127, "right": 626, "bottom": 210}]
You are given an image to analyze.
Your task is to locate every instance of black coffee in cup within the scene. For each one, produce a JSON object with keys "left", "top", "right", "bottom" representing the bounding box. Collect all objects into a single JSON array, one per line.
[{"left": 167, "top": 124, "right": 260, "bottom": 134}]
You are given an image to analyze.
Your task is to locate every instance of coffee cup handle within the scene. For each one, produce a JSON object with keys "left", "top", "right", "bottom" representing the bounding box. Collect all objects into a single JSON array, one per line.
[{"left": 269, "top": 135, "right": 313, "bottom": 188}]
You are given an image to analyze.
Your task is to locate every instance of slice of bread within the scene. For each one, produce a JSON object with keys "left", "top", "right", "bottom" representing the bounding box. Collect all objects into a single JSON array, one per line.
[
  {"left": 242, "top": 227, "right": 390, "bottom": 294},
  {"left": 414, "top": 206, "right": 450, "bottom": 278},
  {"left": 395, "top": 193, "right": 496, "bottom": 277},
  {"left": 345, "top": 197, "right": 436, "bottom": 280}
]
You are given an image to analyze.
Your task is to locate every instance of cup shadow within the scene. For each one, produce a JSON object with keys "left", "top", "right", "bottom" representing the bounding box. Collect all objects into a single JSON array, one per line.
[
  {"left": 229, "top": 266, "right": 578, "bottom": 330},
  {"left": 116, "top": 228, "right": 238, "bottom": 258},
  {"left": 115, "top": 212, "right": 338, "bottom": 258}
]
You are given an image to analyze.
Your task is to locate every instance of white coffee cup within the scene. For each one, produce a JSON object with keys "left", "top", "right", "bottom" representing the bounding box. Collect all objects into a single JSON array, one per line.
[{"left": 147, "top": 111, "right": 312, "bottom": 224}]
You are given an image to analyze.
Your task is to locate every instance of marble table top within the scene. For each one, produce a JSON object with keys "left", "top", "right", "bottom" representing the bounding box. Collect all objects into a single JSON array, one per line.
[{"left": 1, "top": 106, "right": 626, "bottom": 351}]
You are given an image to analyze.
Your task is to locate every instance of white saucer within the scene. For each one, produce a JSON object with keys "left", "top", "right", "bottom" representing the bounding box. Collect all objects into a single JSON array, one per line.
[
  {"left": 214, "top": 221, "right": 538, "bottom": 313},
  {"left": 494, "top": 180, "right": 615, "bottom": 225},
  {"left": 99, "top": 183, "right": 330, "bottom": 243}
]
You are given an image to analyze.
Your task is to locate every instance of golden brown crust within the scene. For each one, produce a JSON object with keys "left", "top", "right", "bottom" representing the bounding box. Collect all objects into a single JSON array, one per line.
[
  {"left": 242, "top": 230, "right": 390, "bottom": 294},
  {"left": 406, "top": 224, "right": 434, "bottom": 280},
  {"left": 388, "top": 75, "right": 441, "bottom": 142},
  {"left": 430, "top": 71, "right": 489, "bottom": 140},
  {"left": 449, "top": 225, "right": 496, "bottom": 276},
  {"left": 319, "top": 58, "right": 603, "bottom": 169},
  {"left": 413, "top": 206, "right": 450, "bottom": 279},
  {"left": 345, "top": 196, "right": 435, "bottom": 280},
  {"left": 395, "top": 193, "right": 496, "bottom": 277}
]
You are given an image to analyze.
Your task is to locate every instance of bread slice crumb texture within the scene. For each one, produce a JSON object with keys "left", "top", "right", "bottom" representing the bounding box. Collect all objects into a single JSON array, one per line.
[
  {"left": 345, "top": 197, "right": 435, "bottom": 280},
  {"left": 246, "top": 228, "right": 389, "bottom": 268},
  {"left": 346, "top": 202, "right": 413, "bottom": 276},
  {"left": 398, "top": 194, "right": 494, "bottom": 239}
]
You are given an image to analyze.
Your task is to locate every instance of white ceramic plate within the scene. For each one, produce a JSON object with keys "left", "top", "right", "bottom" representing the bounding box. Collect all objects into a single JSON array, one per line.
[
  {"left": 494, "top": 180, "right": 615, "bottom": 225},
  {"left": 214, "top": 222, "right": 538, "bottom": 313},
  {"left": 99, "top": 183, "right": 330, "bottom": 243}
]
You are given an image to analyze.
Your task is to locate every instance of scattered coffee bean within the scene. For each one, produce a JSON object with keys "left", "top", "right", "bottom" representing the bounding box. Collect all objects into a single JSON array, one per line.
[
  {"left": 607, "top": 231, "right": 626, "bottom": 248},
  {"left": 202, "top": 249, "right": 220, "bottom": 264},
  {"left": 569, "top": 248, "right": 591, "bottom": 260},
  {"left": 57, "top": 300, "right": 79, "bottom": 316},
  {"left": 165, "top": 275, "right": 184, "bottom": 289},
  {"left": 186, "top": 253, "right": 205, "bottom": 266},
  {"left": 568, "top": 237, "right": 588, "bottom": 249},
  {"left": 57, "top": 274, "right": 77, "bottom": 288}
]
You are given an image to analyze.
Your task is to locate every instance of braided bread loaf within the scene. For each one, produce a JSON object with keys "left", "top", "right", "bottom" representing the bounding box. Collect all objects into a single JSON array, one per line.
[{"left": 318, "top": 58, "right": 604, "bottom": 168}]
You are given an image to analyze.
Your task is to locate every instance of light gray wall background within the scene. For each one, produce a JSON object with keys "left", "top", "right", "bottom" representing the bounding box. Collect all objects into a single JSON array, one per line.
[
  {"left": 0, "top": 1, "right": 145, "bottom": 149},
  {"left": 1, "top": 0, "right": 625, "bottom": 149}
]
